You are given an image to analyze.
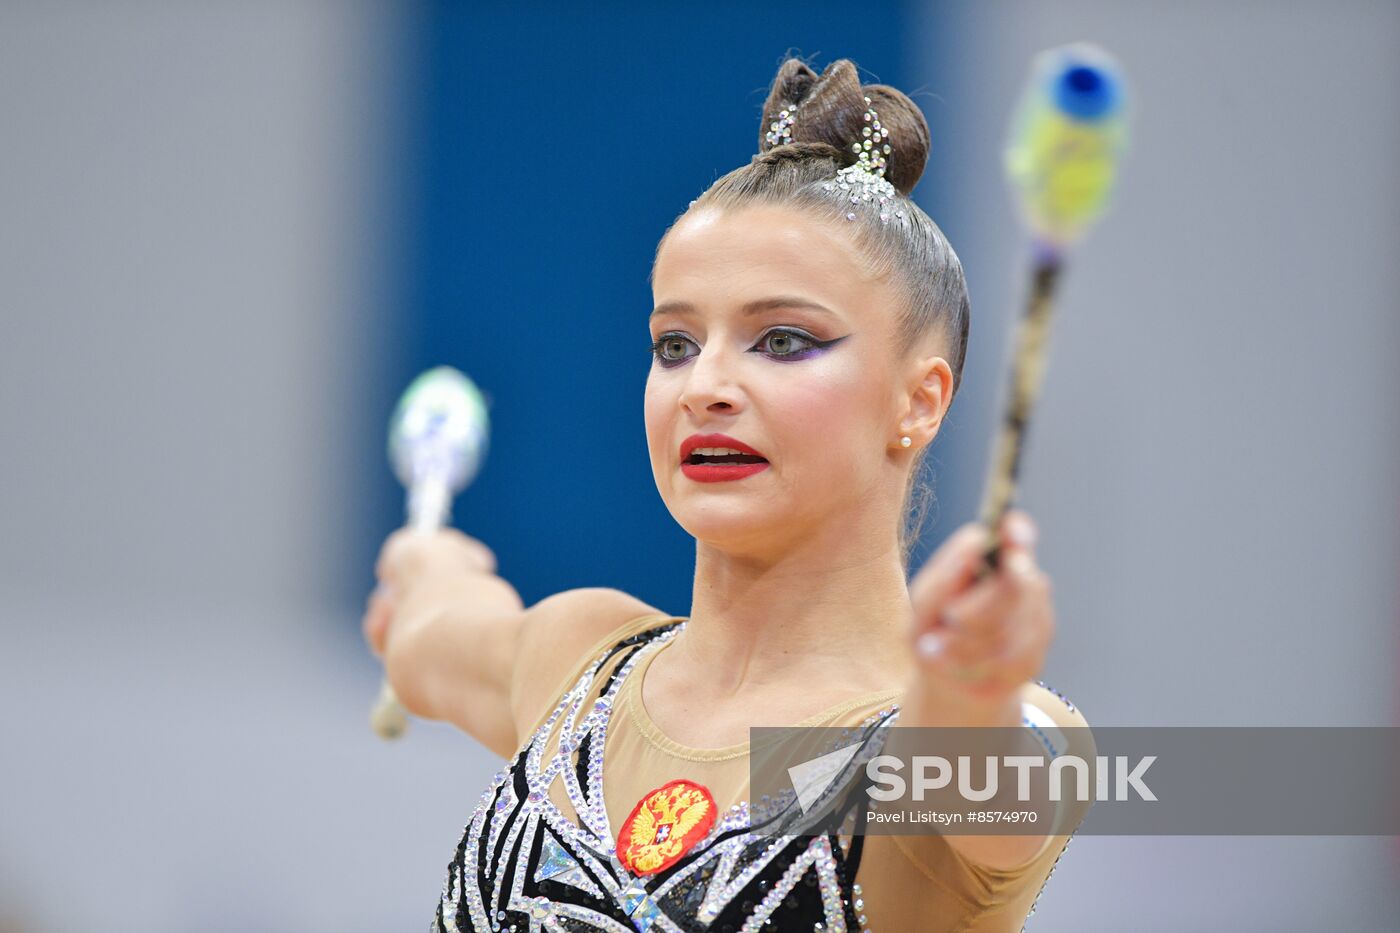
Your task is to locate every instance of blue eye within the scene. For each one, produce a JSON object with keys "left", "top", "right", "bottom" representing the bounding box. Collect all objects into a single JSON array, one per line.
[{"left": 647, "top": 328, "right": 841, "bottom": 368}]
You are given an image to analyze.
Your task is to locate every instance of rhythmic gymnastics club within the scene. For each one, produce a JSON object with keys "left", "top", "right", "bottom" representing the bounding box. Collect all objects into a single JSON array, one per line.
[
  {"left": 370, "top": 366, "right": 491, "bottom": 740},
  {"left": 975, "top": 43, "right": 1130, "bottom": 577}
]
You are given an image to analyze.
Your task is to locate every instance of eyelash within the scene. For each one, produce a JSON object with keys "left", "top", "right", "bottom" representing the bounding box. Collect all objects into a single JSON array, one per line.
[{"left": 647, "top": 328, "right": 835, "bottom": 368}]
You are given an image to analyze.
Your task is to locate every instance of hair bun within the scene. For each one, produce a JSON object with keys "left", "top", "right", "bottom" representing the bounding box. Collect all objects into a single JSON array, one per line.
[{"left": 757, "top": 57, "right": 931, "bottom": 197}]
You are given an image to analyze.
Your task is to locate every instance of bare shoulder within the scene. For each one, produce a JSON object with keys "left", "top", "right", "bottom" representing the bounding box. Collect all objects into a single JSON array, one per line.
[{"left": 509, "top": 587, "right": 671, "bottom": 749}]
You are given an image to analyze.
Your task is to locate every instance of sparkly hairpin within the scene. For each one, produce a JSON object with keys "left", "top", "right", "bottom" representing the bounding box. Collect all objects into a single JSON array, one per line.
[
  {"left": 835, "top": 97, "right": 901, "bottom": 222},
  {"left": 765, "top": 102, "right": 797, "bottom": 147},
  {"left": 827, "top": 164, "right": 903, "bottom": 224},
  {"left": 852, "top": 94, "right": 893, "bottom": 176}
]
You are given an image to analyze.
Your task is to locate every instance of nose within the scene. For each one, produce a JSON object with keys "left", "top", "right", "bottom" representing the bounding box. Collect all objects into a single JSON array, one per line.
[{"left": 677, "top": 340, "right": 744, "bottom": 417}]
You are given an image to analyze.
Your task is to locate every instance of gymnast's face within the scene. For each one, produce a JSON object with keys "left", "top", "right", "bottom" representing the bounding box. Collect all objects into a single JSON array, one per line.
[{"left": 646, "top": 203, "right": 943, "bottom": 557}]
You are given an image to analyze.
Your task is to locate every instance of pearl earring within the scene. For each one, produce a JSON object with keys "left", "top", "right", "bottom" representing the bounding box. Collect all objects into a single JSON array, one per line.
[{"left": 900, "top": 436, "right": 912, "bottom": 448}]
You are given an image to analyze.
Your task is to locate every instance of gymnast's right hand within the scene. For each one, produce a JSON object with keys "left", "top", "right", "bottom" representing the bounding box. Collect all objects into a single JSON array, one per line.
[
  {"left": 359, "top": 527, "right": 527, "bottom": 756},
  {"left": 362, "top": 527, "right": 499, "bottom": 660},
  {"left": 359, "top": 527, "right": 663, "bottom": 759}
]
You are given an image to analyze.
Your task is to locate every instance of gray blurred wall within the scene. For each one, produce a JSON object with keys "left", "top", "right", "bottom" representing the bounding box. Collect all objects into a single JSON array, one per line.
[
  {"left": 0, "top": 4, "right": 502, "bottom": 930},
  {"left": 913, "top": 0, "right": 1400, "bottom": 928}
]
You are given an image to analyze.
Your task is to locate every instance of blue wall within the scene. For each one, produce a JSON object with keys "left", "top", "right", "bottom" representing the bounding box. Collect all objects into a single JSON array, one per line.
[{"left": 363, "top": 1, "right": 952, "bottom": 613}]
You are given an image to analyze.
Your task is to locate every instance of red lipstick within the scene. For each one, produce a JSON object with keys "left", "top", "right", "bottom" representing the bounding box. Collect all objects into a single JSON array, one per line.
[{"left": 679, "top": 433, "right": 770, "bottom": 483}]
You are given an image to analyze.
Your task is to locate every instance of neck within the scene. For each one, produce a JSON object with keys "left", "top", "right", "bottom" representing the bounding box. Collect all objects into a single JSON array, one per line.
[{"left": 668, "top": 519, "right": 918, "bottom": 702}]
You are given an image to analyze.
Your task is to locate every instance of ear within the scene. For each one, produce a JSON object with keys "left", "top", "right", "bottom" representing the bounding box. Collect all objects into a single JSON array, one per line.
[{"left": 898, "top": 354, "right": 954, "bottom": 447}]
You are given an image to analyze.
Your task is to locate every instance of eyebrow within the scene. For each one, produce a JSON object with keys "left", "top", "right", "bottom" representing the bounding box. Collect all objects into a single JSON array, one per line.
[{"left": 649, "top": 296, "right": 839, "bottom": 321}]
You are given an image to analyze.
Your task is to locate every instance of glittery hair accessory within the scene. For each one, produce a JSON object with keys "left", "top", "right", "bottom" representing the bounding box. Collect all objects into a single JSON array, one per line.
[
  {"left": 768, "top": 94, "right": 905, "bottom": 224},
  {"left": 764, "top": 102, "right": 797, "bottom": 146},
  {"left": 851, "top": 94, "right": 893, "bottom": 176},
  {"left": 768, "top": 94, "right": 892, "bottom": 173},
  {"left": 828, "top": 163, "right": 902, "bottom": 225}
]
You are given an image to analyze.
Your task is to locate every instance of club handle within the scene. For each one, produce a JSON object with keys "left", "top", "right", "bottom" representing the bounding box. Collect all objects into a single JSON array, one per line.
[
  {"left": 370, "top": 679, "right": 409, "bottom": 740},
  {"left": 975, "top": 256, "right": 1061, "bottom": 579}
]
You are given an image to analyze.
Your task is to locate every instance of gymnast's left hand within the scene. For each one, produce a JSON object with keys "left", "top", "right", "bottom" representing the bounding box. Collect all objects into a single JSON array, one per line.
[{"left": 904, "top": 510, "right": 1054, "bottom": 726}]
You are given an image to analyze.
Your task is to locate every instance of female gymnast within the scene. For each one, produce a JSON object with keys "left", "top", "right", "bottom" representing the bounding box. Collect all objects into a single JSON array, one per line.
[{"left": 364, "top": 56, "right": 1092, "bottom": 933}]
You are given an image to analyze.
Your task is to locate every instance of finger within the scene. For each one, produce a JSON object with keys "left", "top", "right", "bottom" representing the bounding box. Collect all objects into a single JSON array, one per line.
[
  {"left": 930, "top": 629, "right": 1000, "bottom": 681},
  {"left": 362, "top": 595, "right": 385, "bottom": 657},
  {"left": 460, "top": 534, "right": 498, "bottom": 575},
  {"left": 936, "top": 552, "right": 1028, "bottom": 650},
  {"left": 362, "top": 583, "right": 397, "bottom": 658},
  {"left": 989, "top": 509, "right": 1045, "bottom": 601},
  {"left": 377, "top": 528, "right": 497, "bottom": 583},
  {"left": 914, "top": 628, "right": 1005, "bottom": 696},
  {"left": 911, "top": 534, "right": 1014, "bottom": 674},
  {"left": 938, "top": 599, "right": 1009, "bottom": 662},
  {"left": 998, "top": 549, "right": 1044, "bottom": 601},
  {"left": 957, "top": 567, "right": 1052, "bottom": 695},
  {"left": 909, "top": 522, "right": 993, "bottom": 616},
  {"left": 998, "top": 572, "right": 1055, "bottom": 664},
  {"left": 996, "top": 504, "right": 1041, "bottom": 571},
  {"left": 999, "top": 519, "right": 1051, "bottom": 617},
  {"left": 374, "top": 528, "right": 419, "bottom": 584},
  {"left": 918, "top": 545, "right": 1046, "bottom": 687},
  {"left": 948, "top": 547, "right": 1050, "bottom": 665},
  {"left": 999, "top": 608, "right": 1053, "bottom": 682},
  {"left": 1000, "top": 509, "right": 1038, "bottom": 553},
  {"left": 916, "top": 583, "right": 1007, "bottom": 667}
]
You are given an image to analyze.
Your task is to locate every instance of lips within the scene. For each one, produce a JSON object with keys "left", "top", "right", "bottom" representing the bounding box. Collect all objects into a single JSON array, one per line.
[{"left": 678, "top": 433, "right": 770, "bottom": 484}]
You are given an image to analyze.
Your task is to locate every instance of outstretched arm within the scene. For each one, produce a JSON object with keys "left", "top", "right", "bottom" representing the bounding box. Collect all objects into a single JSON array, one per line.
[
  {"left": 363, "top": 528, "right": 665, "bottom": 758},
  {"left": 363, "top": 528, "right": 524, "bottom": 756}
]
